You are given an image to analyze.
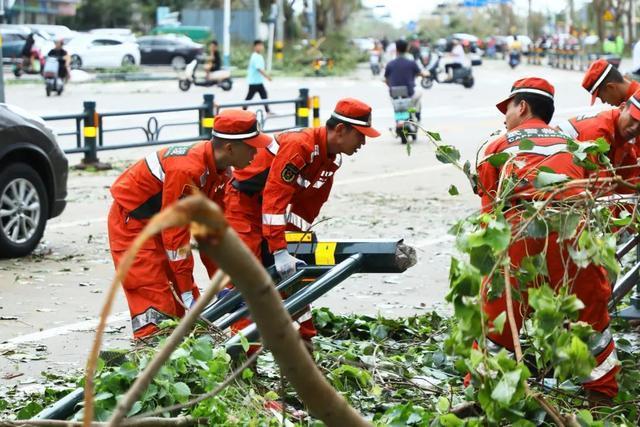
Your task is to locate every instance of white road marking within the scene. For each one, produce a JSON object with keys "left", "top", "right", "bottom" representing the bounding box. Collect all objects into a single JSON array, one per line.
[
  {"left": 336, "top": 164, "right": 451, "bottom": 187},
  {"left": 6, "top": 311, "right": 130, "bottom": 344}
]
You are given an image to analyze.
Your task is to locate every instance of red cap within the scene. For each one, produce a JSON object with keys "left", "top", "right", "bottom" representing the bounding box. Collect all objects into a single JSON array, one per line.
[
  {"left": 626, "top": 89, "right": 640, "bottom": 121},
  {"left": 212, "top": 110, "right": 271, "bottom": 148},
  {"left": 496, "top": 77, "right": 555, "bottom": 114},
  {"left": 582, "top": 59, "right": 613, "bottom": 105},
  {"left": 331, "top": 98, "right": 381, "bottom": 137}
]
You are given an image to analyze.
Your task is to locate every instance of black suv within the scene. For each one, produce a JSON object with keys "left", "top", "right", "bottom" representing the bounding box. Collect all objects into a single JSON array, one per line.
[{"left": 0, "top": 104, "right": 68, "bottom": 257}]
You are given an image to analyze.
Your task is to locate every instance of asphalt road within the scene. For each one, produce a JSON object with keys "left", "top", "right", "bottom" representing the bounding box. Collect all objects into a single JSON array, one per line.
[{"left": 0, "top": 59, "right": 608, "bottom": 388}]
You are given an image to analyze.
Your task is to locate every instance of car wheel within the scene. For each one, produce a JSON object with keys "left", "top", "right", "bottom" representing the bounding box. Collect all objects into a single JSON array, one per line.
[
  {"left": 178, "top": 79, "right": 191, "bottom": 91},
  {"left": 171, "top": 55, "right": 186, "bottom": 70},
  {"left": 0, "top": 163, "right": 49, "bottom": 258},
  {"left": 122, "top": 54, "right": 135, "bottom": 67},
  {"left": 220, "top": 79, "right": 233, "bottom": 91},
  {"left": 70, "top": 54, "right": 82, "bottom": 70}
]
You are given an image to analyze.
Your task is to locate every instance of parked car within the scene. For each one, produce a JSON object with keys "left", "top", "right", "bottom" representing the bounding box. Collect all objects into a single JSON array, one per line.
[
  {"left": 0, "top": 25, "right": 54, "bottom": 64},
  {"left": 28, "top": 24, "right": 74, "bottom": 40},
  {"left": 65, "top": 34, "right": 141, "bottom": 69},
  {"left": 137, "top": 35, "right": 204, "bottom": 69},
  {"left": 150, "top": 26, "right": 212, "bottom": 44},
  {"left": 0, "top": 104, "right": 68, "bottom": 257},
  {"left": 89, "top": 28, "right": 137, "bottom": 42}
]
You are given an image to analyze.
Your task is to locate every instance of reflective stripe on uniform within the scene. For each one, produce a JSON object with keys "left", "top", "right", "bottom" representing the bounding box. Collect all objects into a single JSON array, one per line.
[
  {"left": 556, "top": 120, "right": 579, "bottom": 139},
  {"left": 583, "top": 349, "right": 620, "bottom": 383},
  {"left": 500, "top": 142, "right": 569, "bottom": 157},
  {"left": 145, "top": 152, "right": 165, "bottom": 182},
  {"left": 166, "top": 247, "right": 191, "bottom": 262},
  {"left": 131, "top": 307, "right": 171, "bottom": 332},
  {"left": 296, "top": 176, "right": 311, "bottom": 188},
  {"left": 263, "top": 213, "right": 287, "bottom": 225},
  {"left": 267, "top": 138, "right": 279, "bottom": 156},
  {"left": 287, "top": 212, "right": 312, "bottom": 230},
  {"left": 590, "top": 327, "right": 613, "bottom": 357}
]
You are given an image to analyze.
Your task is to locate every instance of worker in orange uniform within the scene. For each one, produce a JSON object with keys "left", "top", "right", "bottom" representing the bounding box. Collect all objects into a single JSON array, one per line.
[
  {"left": 582, "top": 58, "right": 640, "bottom": 106},
  {"left": 556, "top": 89, "right": 640, "bottom": 187},
  {"left": 476, "top": 77, "right": 620, "bottom": 400},
  {"left": 223, "top": 98, "right": 380, "bottom": 342},
  {"left": 108, "top": 110, "right": 271, "bottom": 339}
]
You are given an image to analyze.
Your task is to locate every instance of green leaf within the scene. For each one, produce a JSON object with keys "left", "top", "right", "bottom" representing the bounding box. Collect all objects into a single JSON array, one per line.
[
  {"left": 264, "top": 391, "right": 279, "bottom": 401},
  {"left": 17, "top": 402, "right": 43, "bottom": 420},
  {"left": 126, "top": 401, "right": 143, "bottom": 417},
  {"left": 94, "top": 392, "right": 113, "bottom": 401},
  {"left": 435, "top": 145, "right": 461, "bottom": 164},
  {"left": 436, "top": 396, "right": 449, "bottom": 414},
  {"left": 427, "top": 131, "right": 442, "bottom": 141},
  {"left": 242, "top": 368, "right": 254, "bottom": 380},
  {"left": 239, "top": 333, "right": 250, "bottom": 353},
  {"left": 172, "top": 382, "right": 191, "bottom": 403},
  {"left": 192, "top": 337, "right": 213, "bottom": 361},
  {"left": 612, "top": 211, "right": 632, "bottom": 227},
  {"left": 533, "top": 171, "right": 569, "bottom": 188},
  {"left": 0, "top": 399, "right": 7, "bottom": 411},
  {"left": 492, "top": 311, "right": 507, "bottom": 334},
  {"left": 487, "top": 152, "right": 510, "bottom": 167},
  {"left": 490, "top": 369, "right": 522, "bottom": 406},
  {"left": 558, "top": 213, "right": 581, "bottom": 241},
  {"left": 438, "top": 413, "right": 465, "bottom": 427},
  {"left": 448, "top": 185, "right": 459, "bottom": 196},
  {"left": 518, "top": 139, "right": 535, "bottom": 150}
]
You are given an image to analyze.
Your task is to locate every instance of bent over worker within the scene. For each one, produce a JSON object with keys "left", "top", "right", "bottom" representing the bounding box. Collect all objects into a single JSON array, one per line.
[
  {"left": 556, "top": 90, "right": 640, "bottom": 187},
  {"left": 477, "top": 78, "right": 620, "bottom": 399},
  {"left": 582, "top": 58, "right": 640, "bottom": 106},
  {"left": 223, "top": 98, "right": 381, "bottom": 342},
  {"left": 108, "top": 110, "right": 271, "bottom": 339}
]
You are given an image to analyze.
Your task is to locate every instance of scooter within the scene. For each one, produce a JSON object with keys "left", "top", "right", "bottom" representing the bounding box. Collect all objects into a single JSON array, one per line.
[
  {"left": 389, "top": 86, "right": 418, "bottom": 145},
  {"left": 178, "top": 58, "right": 233, "bottom": 92},
  {"left": 508, "top": 51, "right": 521, "bottom": 69},
  {"left": 13, "top": 48, "right": 45, "bottom": 77},
  {"left": 369, "top": 52, "right": 381, "bottom": 76},
  {"left": 420, "top": 53, "right": 474, "bottom": 89},
  {"left": 43, "top": 57, "right": 64, "bottom": 97}
]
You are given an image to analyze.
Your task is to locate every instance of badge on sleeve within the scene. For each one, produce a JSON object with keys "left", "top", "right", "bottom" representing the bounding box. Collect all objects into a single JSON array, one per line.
[
  {"left": 281, "top": 153, "right": 306, "bottom": 183},
  {"left": 282, "top": 163, "right": 300, "bottom": 183}
]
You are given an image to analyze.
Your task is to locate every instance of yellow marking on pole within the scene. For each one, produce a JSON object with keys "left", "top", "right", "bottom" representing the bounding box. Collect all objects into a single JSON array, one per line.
[
  {"left": 315, "top": 242, "right": 337, "bottom": 265},
  {"left": 297, "top": 107, "right": 309, "bottom": 117},
  {"left": 83, "top": 126, "right": 97, "bottom": 138},
  {"left": 285, "top": 232, "right": 314, "bottom": 243},
  {"left": 312, "top": 96, "right": 320, "bottom": 108},
  {"left": 202, "top": 117, "right": 214, "bottom": 128}
]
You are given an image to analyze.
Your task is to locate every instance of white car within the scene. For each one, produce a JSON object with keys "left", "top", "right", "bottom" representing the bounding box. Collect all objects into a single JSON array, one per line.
[{"left": 66, "top": 34, "right": 141, "bottom": 69}]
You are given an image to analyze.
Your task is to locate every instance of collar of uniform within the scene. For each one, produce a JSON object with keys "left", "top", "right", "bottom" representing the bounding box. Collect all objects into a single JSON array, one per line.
[
  {"left": 203, "top": 140, "right": 220, "bottom": 181},
  {"left": 316, "top": 126, "right": 331, "bottom": 162},
  {"left": 626, "top": 80, "right": 640, "bottom": 102},
  {"left": 511, "top": 117, "right": 549, "bottom": 132}
]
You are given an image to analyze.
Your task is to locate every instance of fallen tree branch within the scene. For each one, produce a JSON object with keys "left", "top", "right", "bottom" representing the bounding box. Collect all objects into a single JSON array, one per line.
[
  {"left": 84, "top": 196, "right": 368, "bottom": 427},
  {"left": 107, "top": 271, "right": 229, "bottom": 426},
  {"left": 1, "top": 416, "right": 204, "bottom": 427},
  {"left": 135, "top": 347, "right": 263, "bottom": 418}
]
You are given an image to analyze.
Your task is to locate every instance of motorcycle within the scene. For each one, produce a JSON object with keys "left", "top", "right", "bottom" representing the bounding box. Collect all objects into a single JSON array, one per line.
[
  {"left": 369, "top": 52, "right": 381, "bottom": 76},
  {"left": 420, "top": 53, "right": 474, "bottom": 89},
  {"left": 13, "top": 48, "right": 45, "bottom": 77},
  {"left": 508, "top": 51, "right": 521, "bottom": 69},
  {"left": 178, "top": 58, "right": 233, "bottom": 92},
  {"left": 390, "top": 86, "right": 418, "bottom": 145},
  {"left": 43, "top": 57, "right": 64, "bottom": 97}
]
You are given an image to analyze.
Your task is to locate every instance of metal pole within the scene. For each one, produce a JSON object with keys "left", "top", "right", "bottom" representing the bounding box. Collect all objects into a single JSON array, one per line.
[
  {"left": 296, "top": 88, "right": 310, "bottom": 128},
  {"left": 276, "top": 0, "right": 284, "bottom": 61},
  {"left": 82, "top": 101, "right": 99, "bottom": 165},
  {"left": 254, "top": 0, "right": 261, "bottom": 42},
  {"left": 0, "top": 18, "right": 4, "bottom": 103},
  {"left": 266, "top": 22, "right": 275, "bottom": 72},
  {"left": 310, "top": 0, "right": 317, "bottom": 43},
  {"left": 223, "top": 0, "right": 231, "bottom": 68},
  {"left": 201, "top": 93, "right": 214, "bottom": 138}
]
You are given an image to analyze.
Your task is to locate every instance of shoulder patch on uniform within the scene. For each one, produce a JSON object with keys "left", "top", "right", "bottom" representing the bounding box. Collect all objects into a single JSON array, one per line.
[
  {"left": 164, "top": 144, "right": 193, "bottom": 158},
  {"left": 282, "top": 163, "right": 300, "bottom": 183}
]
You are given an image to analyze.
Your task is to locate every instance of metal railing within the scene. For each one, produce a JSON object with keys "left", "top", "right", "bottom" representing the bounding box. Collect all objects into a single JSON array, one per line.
[{"left": 42, "top": 88, "right": 318, "bottom": 168}]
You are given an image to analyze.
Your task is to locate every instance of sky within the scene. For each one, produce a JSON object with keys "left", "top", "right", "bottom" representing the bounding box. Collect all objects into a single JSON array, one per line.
[{"left": 360, "top": 0, "right": 589, "bottom": 27}]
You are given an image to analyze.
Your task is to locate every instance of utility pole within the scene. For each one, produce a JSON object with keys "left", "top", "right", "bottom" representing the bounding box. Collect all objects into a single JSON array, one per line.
[
  {"left": 266, "top": 1, "right": 278, "bottom": 72},
  {"left": 526, "top": 0, "right": 532, "bottom": 38},
  {"left": 310, "top": 0, "right": 317, "bottom": 43},
  {"left": 275, "top": 0, "right": 284, "bottom": 62},
  {"left": 253, "top": 0, "right": 261, "bottom": 42},
  {"left": 223, "top": 0, "right": 231, "bottom": 68}
]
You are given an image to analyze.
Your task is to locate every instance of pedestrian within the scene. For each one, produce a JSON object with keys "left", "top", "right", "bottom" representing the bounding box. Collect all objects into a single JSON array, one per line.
[
  {"left": 384, "top": 39, "right": 425, "bottom": 121},
  {"left": 475, "top": 77, "right": 620, "bottom": 401},
  {"left": 244, "top": 40, "right": 273, "bottom": 115},
  {"left": 107, "top": 110, "right": 271, "bottom": 339},
  {"left": 632, "top": 39, "right": 640, "bottom": 76},
  {"left": 222, "top": 98, "right": 380, "bottom": 348},
  {"left": 582, "top": 58, "right": 640, "bottom": 106}
]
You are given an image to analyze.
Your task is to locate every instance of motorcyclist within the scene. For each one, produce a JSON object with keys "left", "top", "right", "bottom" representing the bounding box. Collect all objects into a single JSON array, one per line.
[
  {"left": 384, "top": 39, "right": 426, "bottom": 121},
  {"left": 444, "top": 38, "right": 466, "bottom": 82},
  {"left": 508, "top": 34, "right": 522, "bottom": 67},
  {"left": 204, "top": 40, "right": 221, "bottom": 80},
  {"left": 47, "top": 39, "right": 71, "bottom": 82}
]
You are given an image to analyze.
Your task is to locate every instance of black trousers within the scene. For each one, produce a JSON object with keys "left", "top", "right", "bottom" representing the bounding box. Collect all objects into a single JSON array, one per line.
[{"left": 244, "top": 84, "right": 270, "bottom": 112}]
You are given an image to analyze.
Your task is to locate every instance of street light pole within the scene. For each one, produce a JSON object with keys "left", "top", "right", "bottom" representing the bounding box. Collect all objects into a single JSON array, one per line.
[
  {"left": 223, "top": 0, "right": 231, "bottom": 68},
  {"left": 0, "top": 0, "right": 5, "bottom": 103}
]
